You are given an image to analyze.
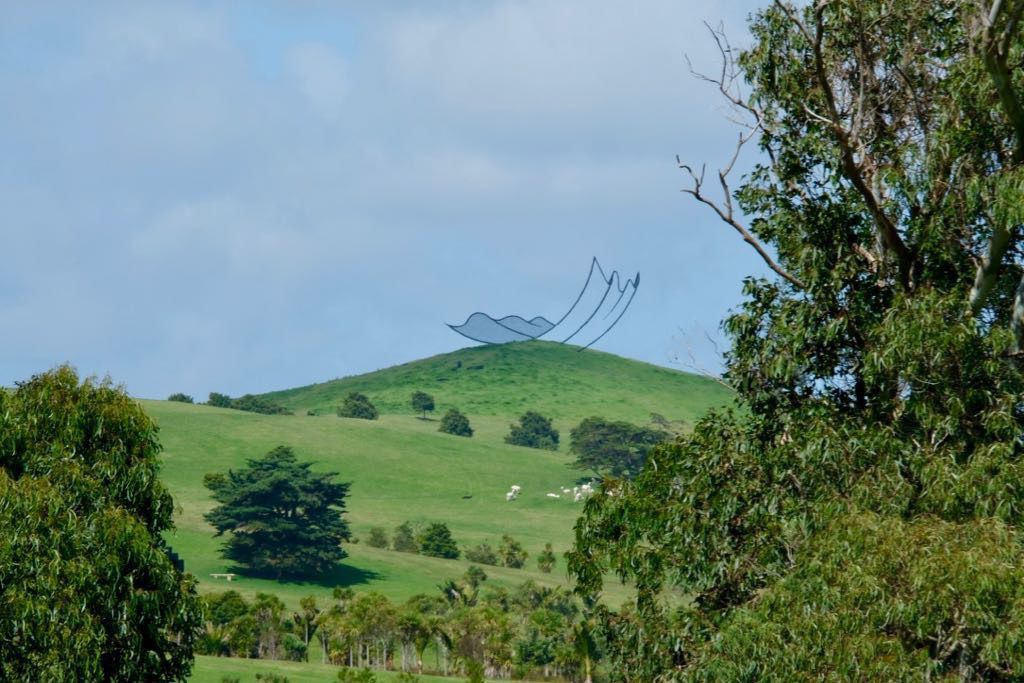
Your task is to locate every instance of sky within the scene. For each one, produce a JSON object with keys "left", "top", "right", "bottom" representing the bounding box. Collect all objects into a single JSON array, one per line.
[{"left": 0, "top": 1, "right": 768, "bottom": 400}]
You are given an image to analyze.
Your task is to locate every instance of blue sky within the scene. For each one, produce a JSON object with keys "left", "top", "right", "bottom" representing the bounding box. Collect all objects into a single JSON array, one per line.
[{"left": 1, "top": 1, "right": 768, "bottom": 399}]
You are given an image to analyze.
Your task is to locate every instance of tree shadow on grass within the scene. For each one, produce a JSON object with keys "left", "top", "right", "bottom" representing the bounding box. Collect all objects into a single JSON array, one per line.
[{"left": 227, "top": 562, "right": 382, "bottom": 590}]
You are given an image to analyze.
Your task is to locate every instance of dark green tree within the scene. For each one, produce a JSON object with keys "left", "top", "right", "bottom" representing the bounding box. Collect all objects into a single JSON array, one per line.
[
  {"left": 392, "top": 522, "right": 419, "bottom": 553},
  {"left": 498, "top": 535, "right": 528, "bottom": 569},
  {"left": 204, "top": 446, "right": 351, "bottom": 578},
  {"left": 569, "top": 417, "right": 667, "bottom": 479},
  {"left": 438, "top": 408, "right": 473, "bottom": 437},
  {"left": 504, "top": 411, "right": 559, "bottom": 450},
  {"left": 167, "top": 392, "right": 194, "bottom": 403},
  {"left": 208, "top": 391, "right": 233, "bottom": 408},
  {"left": 410, "top": 391, "right": 435, "bottom": 419},
  {"left": 337, "top": 392, "right": 378, "bottom": 420},
  {"left": 418, "top": 522, "right": 460, "bottom": 559},
  {"left": 536, "top": 543, "right": 556, "bottom": 574},
  {"left": 569, "top": 1, "right": 1024, "bottom": 678},
  {"left": 0, "top": 366, "right": 202, "bottom": 681}
]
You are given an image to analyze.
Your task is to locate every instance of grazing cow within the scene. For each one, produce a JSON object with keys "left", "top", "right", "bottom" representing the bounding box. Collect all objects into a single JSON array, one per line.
[{"left": 546, "top": 493, "right": 560, "bottom": 498}]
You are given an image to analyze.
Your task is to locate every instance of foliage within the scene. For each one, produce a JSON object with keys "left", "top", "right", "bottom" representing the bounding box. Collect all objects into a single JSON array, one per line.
[
  {"left": 463, "top": 542, "right": 499, "bottom": 566},
  {"left": 410, "top": 391, "right": 435, "bottom": 419},
  {"left": 366, "top": 527, "right": 389, "bottom": 549},
  {"left": 438, "top": 408, "right": 473, "bottom": 437},
  {"left": 337, "top": 392, "right": 379, "bottom": 420},
  {"left": 418, "top": 523, "right": 460, "bottom": 559},
  {"left": 0, "top": 366, "right": 201, "bottom": 681},
  {"left": 204, "top": 446, "right": 351, "bottom": 578},
  {"left": 504, "top": 411, "right": 559, "bottom": 451},
  {"left": 569, "top": 416, "right": 667, "bottom": 479},
  {"left": 536, "top": 544, "right": 556, "bottom": 574},
  {"left": 498, "top": 535, "right": 528, "bottom": 569},
  {"left": 392, "top": 522, "right": 419, "bottom": 553},
  {"left": 168, "top": 392, "right": 194, "bottom": 403},
  {"left": 569, "top": 0, "right": 1024, "bottom": 678}
]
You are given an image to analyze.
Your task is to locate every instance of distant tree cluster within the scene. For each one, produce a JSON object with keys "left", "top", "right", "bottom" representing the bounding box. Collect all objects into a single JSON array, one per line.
[
  {"left": 204, "top": 446, "right": 351, "bottom": 579},
  {"left": 505, "top": 411, "right": 559, "bottom": 450},
  {"left": 197, "top": 591, "right": 311, "bottom": 662},
  {"left": 167, "top": 392, "right": 194, "bottom": 403},
  {"left": 206, "top": 392, "right": 292, "bottom": 415},
  {"left": 337, "top": 392, "right": 378, "bottom": 420},
  {"left": 462, "top": 536, "right": 535, "bottom": 570}
]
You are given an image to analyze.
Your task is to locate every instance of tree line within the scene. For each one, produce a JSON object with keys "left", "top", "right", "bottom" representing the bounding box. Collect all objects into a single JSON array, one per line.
[{"left": 198, "top": 572, "right": 601, "bottom": 682}]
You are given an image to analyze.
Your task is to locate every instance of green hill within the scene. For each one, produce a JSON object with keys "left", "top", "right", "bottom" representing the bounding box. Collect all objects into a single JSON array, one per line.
[
  {"left": 152, "top": 342, "right": 732, "bottom": 614},
  {"left": 260, "top": 340, "right": 731, "bottom": 425}
]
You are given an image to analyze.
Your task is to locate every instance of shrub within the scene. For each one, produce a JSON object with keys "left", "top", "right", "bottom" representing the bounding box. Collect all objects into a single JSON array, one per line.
[
  {"left": 505, "top": 411, "right": 559, "bottom": 450},
  {"left": 499, "top": 535, "right": 528, "bottom": 568},
  {"left": 464, "top": 542, "right": 499, "bottom": 566},
  {"left": 392, "top": 522, "right": 419, "bottom": 553},
  {"left": 167, "top": 392, "right": 194, "bottom": 403},
  {"left": 439, "top": 408, "right": 473, "bottom": 437},
  {"left": 337, "top": 667, "right": 376, "bottom": 682},
  {"left": 337, "top": 392, "right": 378, "bottom": 420},
  {"left": 366, "top": 527, "right": 389, "bottom": 549},
  {"left": 536, "top": 543, "right": 556, "bottom": 573}
]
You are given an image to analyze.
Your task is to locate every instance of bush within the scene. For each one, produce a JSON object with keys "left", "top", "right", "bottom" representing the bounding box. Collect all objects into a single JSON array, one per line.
[
  {"left": 167, "top": 392, "right": 194, "bottom": 403},
  {"left": 392, "top": 522, "right": 419, "bottom": 553},
  {"left": 337, "top": 667, "right": 376, "bottom": 682},
  {"left": 464, "top": 542, "right": 499, "bottom": 566},
  {"left": 499, "top": 535, "right": 528, "bottom": 568},
  {"left": 536, "top": 543, "right": 556, "bottom": 573},
  {"left": 504, "top": 411, "right": 559, "bottom": 450},
  {"left": 418, "top": 523, "right": 460, "bottom": 559},
  {"left": 366, "top": 527, "right": 389, "bottom": 549},
  {"left": 337, "top": 392, "right": 378, "bottom": 420},
  {"left": 439, "top": 408, "right": 473, "bottom": 437}
]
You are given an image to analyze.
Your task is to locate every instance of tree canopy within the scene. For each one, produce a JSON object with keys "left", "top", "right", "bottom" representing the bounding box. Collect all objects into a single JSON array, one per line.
[
  {"left": 0, "top": 366, "right": 201, "bottom": 681},
  {"left": 569, "top": 0, "right": 1024, "bottom": 678},
  {"left": 204, "top": 446, "right": 351, "bottom": 578},
  {"left": 568, "top": 417, "right": 667, "bottom": 479},
  {"left": 410, "top": 391, "right": 435, "bottom": 419},
  {"left": 504, "top": 411, "right": 559, "bottom": 450},
  {"left": 337, "top": 392, "right": 379, "bottom": 420}
]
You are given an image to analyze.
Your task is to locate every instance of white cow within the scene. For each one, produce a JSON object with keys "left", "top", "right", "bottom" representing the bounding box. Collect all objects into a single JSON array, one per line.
[
  {"left": 506, "top": 491, "right": 516, "bottom": 501},
  {"left": 510, "top": 485, "right": 522, "bottom": 494},
  {"left": 546, "top": 492, "right": 561, "bottom": 498},
  {"left": 574, "top": 492, "right": 583, "bottom": 502}
]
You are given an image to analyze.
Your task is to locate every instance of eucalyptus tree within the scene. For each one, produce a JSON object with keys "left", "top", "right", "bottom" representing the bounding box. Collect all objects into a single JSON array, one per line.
[
  {"left": 570, "top": 0, "right": 1024, "bottom": 678},
  {"left": 0, "top": 366, "right": 202, "bottom": 681}
]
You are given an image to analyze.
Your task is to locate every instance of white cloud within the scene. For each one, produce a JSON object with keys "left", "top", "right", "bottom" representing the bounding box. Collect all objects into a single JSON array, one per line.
[{"left": 288, "top": 42, "right": 348, "bottom": 120}]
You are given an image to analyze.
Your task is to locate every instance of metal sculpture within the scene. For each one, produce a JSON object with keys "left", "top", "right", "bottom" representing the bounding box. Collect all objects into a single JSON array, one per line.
[{"left": 448, "top": 258, "right": 639, "bottom": 350}]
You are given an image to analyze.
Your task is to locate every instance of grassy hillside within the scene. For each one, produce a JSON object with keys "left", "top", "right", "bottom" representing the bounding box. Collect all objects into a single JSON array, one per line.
[
  {"left": 152, "top": 342, "right": 732, "bottom": 612},
  {"left": 260, "top": 340, "right": 732, "bottom": 425}
]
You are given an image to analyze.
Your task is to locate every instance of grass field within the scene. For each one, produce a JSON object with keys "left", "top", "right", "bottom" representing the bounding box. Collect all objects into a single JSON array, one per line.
[
  {"left": 190, "top": 654, "right": 509, "bottom": 682},
  {"left": 152, "top": 341, "right": 732, "bottom": 609}
]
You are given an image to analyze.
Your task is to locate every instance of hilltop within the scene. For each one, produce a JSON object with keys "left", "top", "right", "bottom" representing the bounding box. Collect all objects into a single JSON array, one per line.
[
  {"left": 260, "top": 340, "right": 731, "bottom": 425},
  {"left": 151, "top": 342, "right": 732, "bottom": 617}
]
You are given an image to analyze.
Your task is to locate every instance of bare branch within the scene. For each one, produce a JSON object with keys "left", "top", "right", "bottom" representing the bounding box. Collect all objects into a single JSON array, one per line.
[
  {"left": 776, "top": 0, "right": 915, "bottom": 287},
  {"left": 678, "top": 154, "right": 807, "bottom": 290}
]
